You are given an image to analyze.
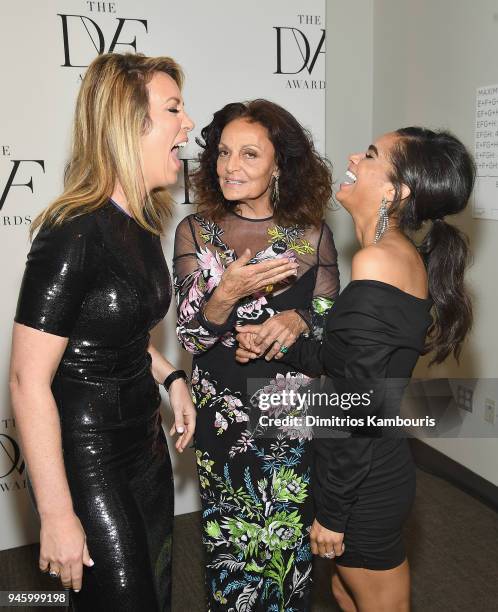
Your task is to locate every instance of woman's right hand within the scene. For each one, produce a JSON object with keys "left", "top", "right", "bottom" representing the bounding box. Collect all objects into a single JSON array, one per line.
[
  {"left": 218, "top": 248, "right": 298, "bottom": 303},
  {"left": 39, "top": 511, "right": 94, "bottom": 592}
]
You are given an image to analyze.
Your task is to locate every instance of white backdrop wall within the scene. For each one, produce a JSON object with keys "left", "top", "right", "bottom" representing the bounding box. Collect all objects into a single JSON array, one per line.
[
  {"left": 0, "top": 0, "right": 326, "bottom": 550},
  {"left": 372, "top": 0, "right": 498, "bottom": 486},
  {"left": 325, "top": 0, "right": 374, "bottom": 285}
]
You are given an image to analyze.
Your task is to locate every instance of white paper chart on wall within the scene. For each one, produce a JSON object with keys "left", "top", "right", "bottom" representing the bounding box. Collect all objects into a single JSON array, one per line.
[{"left": 474, "top": 85, "right": 498, "bottom": 220}]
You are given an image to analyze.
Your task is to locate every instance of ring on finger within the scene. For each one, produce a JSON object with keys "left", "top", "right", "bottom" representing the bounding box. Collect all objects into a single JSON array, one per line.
[
  {"left": 323, "top": 551, "right": 335, "bottom": 559},
  {"left": 49, "top": 570, "right": 60, "bottom": 578},
  {"left": 279, "top": 344, "right": 289, "bottom": 354}
]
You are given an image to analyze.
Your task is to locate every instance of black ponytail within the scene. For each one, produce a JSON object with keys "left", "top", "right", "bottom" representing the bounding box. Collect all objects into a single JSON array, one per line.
[
  {"left": 388, "top": 127, "right": 476, "bottom": 364},
  {"left": 419, "top": 219, "right": 472, "bottom": 363}
]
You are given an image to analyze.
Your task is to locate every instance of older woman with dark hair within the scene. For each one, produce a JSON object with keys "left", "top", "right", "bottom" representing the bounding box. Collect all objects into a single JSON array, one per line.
[
  {"left": 239, "top": 127, "right": 475, "bottom": 612},
  {"left": 173, "top": 99, "right": 339, "bottom": 610}
]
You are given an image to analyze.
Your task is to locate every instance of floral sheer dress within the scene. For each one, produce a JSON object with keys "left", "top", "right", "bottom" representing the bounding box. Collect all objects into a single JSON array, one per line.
[{"left": 173, "top": 210, "right": 339, "bottom": 612}]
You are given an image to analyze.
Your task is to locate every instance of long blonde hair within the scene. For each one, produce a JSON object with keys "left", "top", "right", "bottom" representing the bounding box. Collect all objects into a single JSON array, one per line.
[{"left": 31, "top": 52, "right": 184, "bottom": 236}]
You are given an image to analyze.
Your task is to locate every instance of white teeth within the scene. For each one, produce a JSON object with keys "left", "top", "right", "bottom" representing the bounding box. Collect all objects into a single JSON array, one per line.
[
  {"left": 177, "top": 141, "right": 187, "bottom": 148},
  {"left": 226, "top": 180, "right": 242, "bottom": 185},
  {"left": 344, "top": 170, "right": 357, "bottom": 184}
]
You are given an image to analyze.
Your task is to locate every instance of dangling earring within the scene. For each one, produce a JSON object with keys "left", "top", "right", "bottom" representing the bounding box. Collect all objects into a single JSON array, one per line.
[
  {"left": 374, "top": 196, "right": 389, "bottom": 243},
  {"left": 272, "top": 174, "right": 280, "bottom": 209}
]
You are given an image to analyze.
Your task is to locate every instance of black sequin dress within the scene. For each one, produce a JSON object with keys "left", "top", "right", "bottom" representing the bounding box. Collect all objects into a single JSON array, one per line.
[{"left": 15, "top": 200, "right": 173, "bottom": 611}]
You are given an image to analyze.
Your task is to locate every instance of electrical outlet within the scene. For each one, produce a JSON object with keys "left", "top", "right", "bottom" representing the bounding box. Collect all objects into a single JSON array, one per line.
[
  {"left": 456, "top": 384, "right": 474, "bottom": 413},
  {"left": 484, "top": 398, "right": 495, "bottom": 425}
]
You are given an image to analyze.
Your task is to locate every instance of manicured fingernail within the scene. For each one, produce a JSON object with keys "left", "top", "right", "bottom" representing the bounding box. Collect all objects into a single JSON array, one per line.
[
  {"left": 177, "top": 427, "right": 184, "bottom": 434},
  {"left": 89, "top": 559, "right": 95, "bottom": 567},
  {"left": 74, "top": 589, "right": 80, "bottom": 593}
]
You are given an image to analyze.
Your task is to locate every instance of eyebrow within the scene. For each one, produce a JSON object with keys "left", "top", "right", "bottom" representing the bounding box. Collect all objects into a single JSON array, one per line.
[
  {"left": 218, "top": 142, "right": 262, "bottom": 149},
  {"left": 368, "top": 144, "right": 379, "bottom": 156},
  {"left": 163, "top": 97, "right": 181, "bottom": 104}
]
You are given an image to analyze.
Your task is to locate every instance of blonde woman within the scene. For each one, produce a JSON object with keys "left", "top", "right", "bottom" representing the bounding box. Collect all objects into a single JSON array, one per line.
[{"left": 9, "top": 53, "right": 196, "bottom": 610}]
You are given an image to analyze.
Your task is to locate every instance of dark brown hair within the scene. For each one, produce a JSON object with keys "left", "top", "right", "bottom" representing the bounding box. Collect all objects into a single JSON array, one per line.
[
  {"left": 388, "top": 127, "right": 476, "bottom": 364},
  {"left": 191, "top": 99, "right": 332, "bottom": 227}
]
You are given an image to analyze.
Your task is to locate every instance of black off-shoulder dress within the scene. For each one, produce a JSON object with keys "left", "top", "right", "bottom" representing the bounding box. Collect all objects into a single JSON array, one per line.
[
  {"left": 281, "top": 280, "right": 433, "bottom": 570},
  {"left": 15, "top": 200, "right": 173, "bottom": 611}
]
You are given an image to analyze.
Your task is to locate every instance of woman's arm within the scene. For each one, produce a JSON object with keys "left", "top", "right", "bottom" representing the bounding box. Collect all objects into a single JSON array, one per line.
[
  {"left": 173, "top": 217, "right": 298, "bottom": 354},
  {"left": 147, "top": 342, "right": 195, "bottom": 452},
  {"left": 11, "top": 216, "right": 100, "bottom": 591},
  {"left": 296, "top": 221, "right": 340, "bottom": 340},
  {"left": 9, "top": 323, "right": 93, "bottom": 591},
  {"left": 235, "top": 221, "right": 339, "bottom": 363}
]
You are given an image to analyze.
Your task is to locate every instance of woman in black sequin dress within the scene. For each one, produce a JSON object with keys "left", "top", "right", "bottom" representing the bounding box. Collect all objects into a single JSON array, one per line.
[{"left": 9, "top": 53, "right": 195, "bottom": 611}]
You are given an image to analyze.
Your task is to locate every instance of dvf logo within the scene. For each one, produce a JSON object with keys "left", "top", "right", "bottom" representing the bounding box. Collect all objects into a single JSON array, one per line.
[
  {"left": 58, "top": 14, "right": 148, "bottom": 68},
  {"left": 0, "top": 160, "right": 45, "bottom": 210},
  {"left": 0, "top": 434, "right": 25, "bottom": 480},
  {"left": 274, "top": 27, "right": 325, "bottom": 75}
]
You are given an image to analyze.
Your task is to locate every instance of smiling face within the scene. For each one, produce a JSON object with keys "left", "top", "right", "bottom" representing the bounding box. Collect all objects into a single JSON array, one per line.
[
  {"left": 217, "top": 118, "right": 278, "bottom": 204},
  {"left": 140, "top": 71, "right": 194, "bottom": 191},
  {"left": 336, "top": 132, "right": 401, "bottom": 216}
]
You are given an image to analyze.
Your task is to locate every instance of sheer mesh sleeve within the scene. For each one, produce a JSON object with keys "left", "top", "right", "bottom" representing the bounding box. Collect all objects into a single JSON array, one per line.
[
  {"left": 15, "top": 215, "right": 98, "bottom": 337},
  {"left": 296, "top": 222, "right": 339, "bottom": 340},
  {"left": 173, "top": 216, "right": 236, "bottom": 355}
]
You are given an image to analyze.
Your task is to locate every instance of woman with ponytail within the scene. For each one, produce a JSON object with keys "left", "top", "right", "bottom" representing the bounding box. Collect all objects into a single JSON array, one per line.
[{"left": 236, "top": 127, "right": 475, "bottom": 611}]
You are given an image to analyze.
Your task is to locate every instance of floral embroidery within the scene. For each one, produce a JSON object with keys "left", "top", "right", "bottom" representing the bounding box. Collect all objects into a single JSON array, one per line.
[
  {"left": 236, "top": 296, "right": 270, "bottom": 321},
  {"left": 310, "top": 296, "right": 335, "bottom": 341},
  {"left": 195, "top": 214, "right": 236, "bottom": 262},
  {"left": 191, "top": 364, "right": 314, "bottom": 611},
  {"left": 197, "top": 247, "right": 226, "bottom": 293},
  {"left": 312, "top": 295, "right": 334, "bottom": 315},
  {"left": 267, "top": 225, "right": 315, "bottom": 256}
]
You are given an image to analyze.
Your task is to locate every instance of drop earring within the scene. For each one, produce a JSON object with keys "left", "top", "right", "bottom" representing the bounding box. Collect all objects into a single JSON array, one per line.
[
  {"left": 374, "top": 196, "right": 389, "bottom": 243},
  {"left": 272, "top": 174, "right": 280, "bottom": 209}
]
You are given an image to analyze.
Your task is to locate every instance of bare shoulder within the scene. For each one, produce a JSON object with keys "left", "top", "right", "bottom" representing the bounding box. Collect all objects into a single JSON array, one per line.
[
  {"left": 352, "top": 237, "right": 428, "bottom": 298},
  {"left": 351, "top": 245, "right": 392, "bottom": 280}
]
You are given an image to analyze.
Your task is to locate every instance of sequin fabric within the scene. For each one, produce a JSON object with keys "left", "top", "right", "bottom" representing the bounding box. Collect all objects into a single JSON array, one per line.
[{"left": 16, "top": 200, "right": 173, "bottom": 611}]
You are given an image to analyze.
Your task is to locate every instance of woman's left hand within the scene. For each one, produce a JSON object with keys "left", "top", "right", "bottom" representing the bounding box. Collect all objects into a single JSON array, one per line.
[
  {"left": 310, "top": 519, "right": 345, "bottom": 559},
  {"left": 235, "top": 332, "right": 261, "bottom": 363},
  {"left": 235, "top": 310, "right": 309, "bottom": 362},
  {"left": 167, "top": 379, "right": 196, "bottom": 452}
]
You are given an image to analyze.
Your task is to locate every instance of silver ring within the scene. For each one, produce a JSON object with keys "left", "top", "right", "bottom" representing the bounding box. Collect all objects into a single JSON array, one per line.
[{"left": 323, "top": 551, "right": 335, "bottom": 559}]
